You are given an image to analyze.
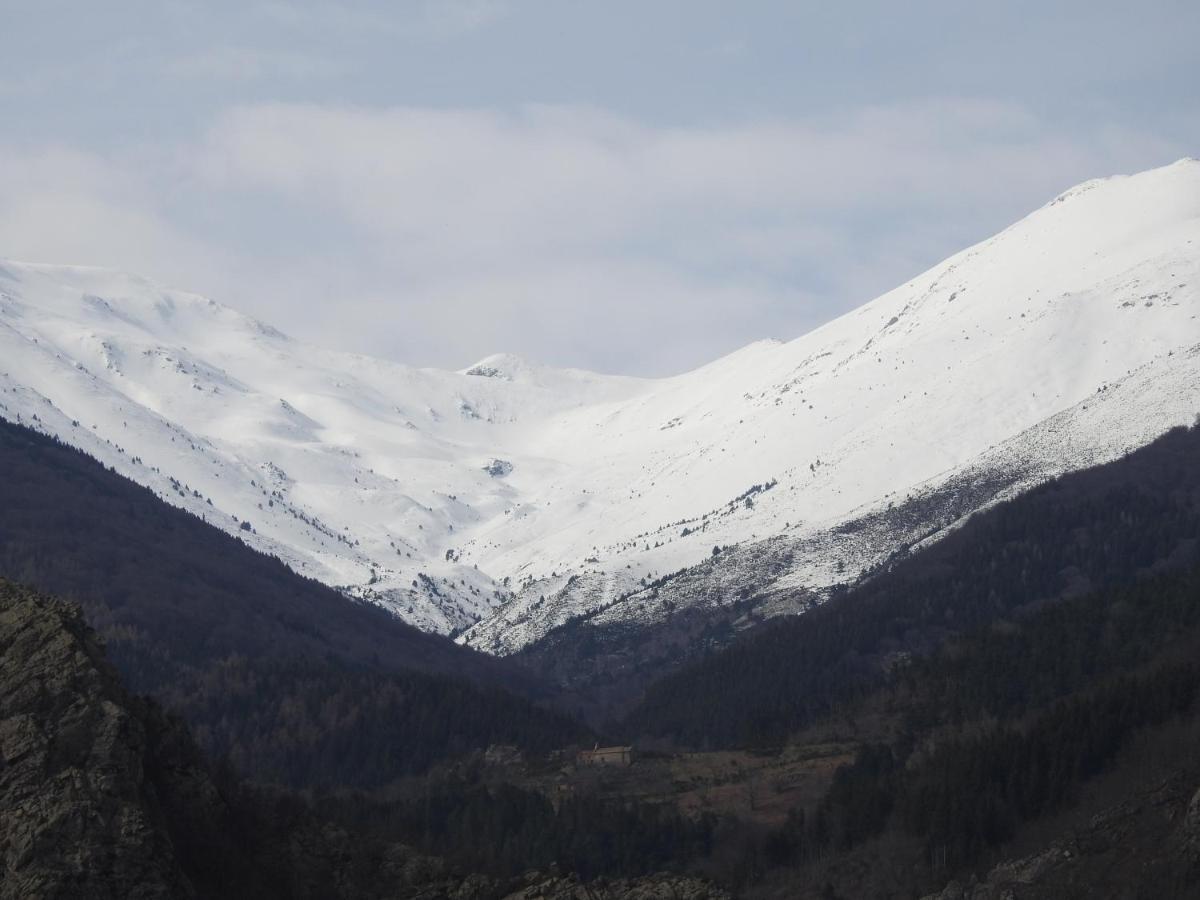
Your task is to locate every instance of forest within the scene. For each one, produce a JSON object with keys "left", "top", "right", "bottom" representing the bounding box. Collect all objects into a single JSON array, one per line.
[{"left": 2, "top": 416, "right": 1199, "bottom": 897}]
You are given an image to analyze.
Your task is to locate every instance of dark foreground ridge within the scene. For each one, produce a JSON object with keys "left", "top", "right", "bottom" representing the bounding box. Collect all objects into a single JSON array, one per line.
[{"left": 0, "top": 580, "right": 730, "bottom": 899}]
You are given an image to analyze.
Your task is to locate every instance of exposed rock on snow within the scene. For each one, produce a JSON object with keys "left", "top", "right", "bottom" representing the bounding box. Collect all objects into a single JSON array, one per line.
[{"left": 485, "top": 458, "right": 514, "bottom": 478}]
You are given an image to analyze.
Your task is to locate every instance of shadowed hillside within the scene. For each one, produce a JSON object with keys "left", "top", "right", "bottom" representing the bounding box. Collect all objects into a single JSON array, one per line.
[
  {"left": 0, "top": 580, "right": 729, "bottom": 899},
  {"left": 623, "top": 422, "right": 1200, "bottom": 748},
  {"left": 0, "top": 418, "right": 586, "bottom": 787}
]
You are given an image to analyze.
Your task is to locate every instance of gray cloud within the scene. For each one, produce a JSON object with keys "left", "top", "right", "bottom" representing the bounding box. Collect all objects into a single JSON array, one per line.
[
  {"left": 0, "top": 3, "right": 1196, "bottom": 374},
  {"left": 249, "top": 0, "right": 510, "bottom": 39}
]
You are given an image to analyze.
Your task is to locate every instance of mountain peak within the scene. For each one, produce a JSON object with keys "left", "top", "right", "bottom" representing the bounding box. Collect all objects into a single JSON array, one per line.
[
  {"left": 462, "top": 352, "right": 532, "bottom": 380},
  {"left": 0, "top": 258, "right": 292, "bottom": 347}
]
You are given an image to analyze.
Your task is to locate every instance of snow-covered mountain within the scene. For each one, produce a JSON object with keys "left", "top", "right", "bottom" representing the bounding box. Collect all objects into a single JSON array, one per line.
[{"left": 2, "top": 159, "right": 1198, "bottom": 653}]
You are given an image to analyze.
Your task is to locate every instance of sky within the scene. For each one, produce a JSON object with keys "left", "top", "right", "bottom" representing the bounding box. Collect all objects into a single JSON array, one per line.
[{"left": 1, "top": 1, "right": 1197, "bottom": 375}]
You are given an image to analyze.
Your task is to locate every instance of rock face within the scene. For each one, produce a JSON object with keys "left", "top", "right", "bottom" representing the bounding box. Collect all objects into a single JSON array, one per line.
[
  {"left": 1183, "top": 786, "right": 1200, "bottom": 867},
  {"left": 0, "top": 582, "right": 194, "bottom": 899},
  {"left": 500, "top": 873, "right": 730, "bottom": 899},
  {"left": 920, "top": 776, "right": 1200, "bottom": 900},
  {"left": 484, "top": 458, "right": 514, "bottom": 478}
]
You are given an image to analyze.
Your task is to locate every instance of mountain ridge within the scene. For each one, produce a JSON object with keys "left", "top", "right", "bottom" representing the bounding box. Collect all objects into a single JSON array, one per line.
[{"left": 0, "top": 158, "right": 1197, "bottom": 650}]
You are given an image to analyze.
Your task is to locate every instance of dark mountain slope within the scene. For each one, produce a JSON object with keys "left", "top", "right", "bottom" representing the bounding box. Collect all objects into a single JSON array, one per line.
[
  {"left": 0, "top": 580, "right": 728, "bottom": 899},
  {"left": 0, "top": 418, "right": 585, "bottom": 786},
  {"left": 0, "top": 579, "right": 453, "bottom": 898},
  {"left": 738, "top": 554, "right": 1200, "bottom": 897},
  {"left": 636, "top": 427, "right": 1200, "bottom": 896},
  {"left": 623, "top": 421, "right": 1200, "bottom": 748}
]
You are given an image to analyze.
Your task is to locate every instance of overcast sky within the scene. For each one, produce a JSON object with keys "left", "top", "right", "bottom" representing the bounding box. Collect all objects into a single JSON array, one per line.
[{"left": 2, "top": 1, "right": 1197, "bottom": 375}]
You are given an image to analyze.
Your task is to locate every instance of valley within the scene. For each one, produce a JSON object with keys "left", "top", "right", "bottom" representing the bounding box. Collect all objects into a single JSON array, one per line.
[{"left": 2, "top": 159, "right": 1199, "bottom": 899}]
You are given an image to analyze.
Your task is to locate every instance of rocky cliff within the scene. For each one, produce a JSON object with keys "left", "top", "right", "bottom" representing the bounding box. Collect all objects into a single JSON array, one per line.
[{"left": 0, "top": 581, "right": 198, "bottom": 899}]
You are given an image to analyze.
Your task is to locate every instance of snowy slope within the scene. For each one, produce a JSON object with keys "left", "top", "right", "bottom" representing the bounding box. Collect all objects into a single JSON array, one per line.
[
  {"left": 0, "top": 267, "right": 644, "bottom": 633},
  {"left": 1, "top": 159, "right": 1198, "bottom": 651}
]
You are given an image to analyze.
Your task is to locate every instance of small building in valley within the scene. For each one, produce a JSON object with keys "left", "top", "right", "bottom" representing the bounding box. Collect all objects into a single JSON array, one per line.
[{"left": 577, "top": 744, "right": 634, "bottom": 767}]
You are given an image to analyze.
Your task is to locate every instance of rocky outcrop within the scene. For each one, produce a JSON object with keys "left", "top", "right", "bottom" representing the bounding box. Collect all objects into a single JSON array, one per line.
[
  {"left": 500, "top": 872, "right": 731, "bottom": 899},
  {"left": 0, "top": 582, "right": 193, "bottom": 899},
  {"left": 1182, "top": 785, "right": 1200, "bottom": 867},
  {"left": 921, "top": 776, "right": 1200, "bottom": 900}
]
